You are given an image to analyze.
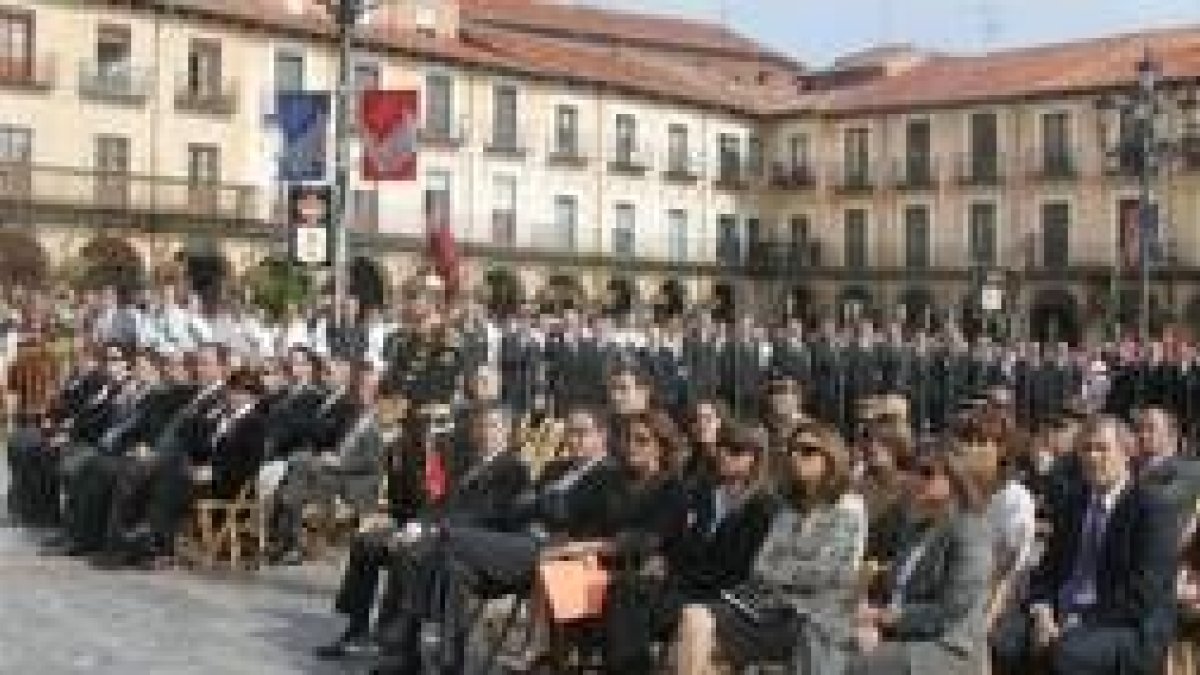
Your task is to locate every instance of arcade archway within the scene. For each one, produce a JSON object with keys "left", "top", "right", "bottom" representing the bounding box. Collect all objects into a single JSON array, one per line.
[
  {"left": 484, "top": 268, "right": 524, "bottom": 317},
  {"left": 349, "top": 257, "right": 389, "bottom": 309},
  {"left": 1029, "top": 287, "right": 1080, "bottom": 345},
  {"left": 77, "top": 237, "right": 144, "bottom": 293},
  {"left": 0, "top": 230, "right": 48, "bottom": 288}
]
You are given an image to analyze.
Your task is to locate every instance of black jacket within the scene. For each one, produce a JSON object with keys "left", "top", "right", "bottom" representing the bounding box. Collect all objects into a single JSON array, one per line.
[{"left": 668, "top": 486, "right": 777, "bottom": 597}]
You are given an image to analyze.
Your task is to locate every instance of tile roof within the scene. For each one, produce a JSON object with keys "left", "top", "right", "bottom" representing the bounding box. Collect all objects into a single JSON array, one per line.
[
  {"left": 134, "top": 3, "right": 1200, "bottom": 119},
  {"left": 810, "top": 26, "right": 1200, "bottom": 116}
]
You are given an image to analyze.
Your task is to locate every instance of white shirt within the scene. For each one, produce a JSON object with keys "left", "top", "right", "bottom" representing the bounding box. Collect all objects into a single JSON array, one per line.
[{"left": 987, "top": 479, "right": 1038, "bottom": 577}]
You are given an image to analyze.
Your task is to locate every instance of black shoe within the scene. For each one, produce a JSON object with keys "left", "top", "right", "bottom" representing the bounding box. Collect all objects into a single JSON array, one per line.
[{"left": 273, "top": 548, "right": 305, "bottom": 566}]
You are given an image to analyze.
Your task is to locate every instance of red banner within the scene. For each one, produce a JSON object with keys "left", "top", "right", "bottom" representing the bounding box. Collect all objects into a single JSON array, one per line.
[
  {"left": 427, "top": 210, "right": 461, "bottom": 297},
  {"left": 360, "top": 90, "right": 418, "bottom": 181}
]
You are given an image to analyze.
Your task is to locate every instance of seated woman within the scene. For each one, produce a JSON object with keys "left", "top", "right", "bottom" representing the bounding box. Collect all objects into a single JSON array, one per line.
[
  {"left": 678, "top": 397, "right": 730, "bottom": 487},
  {"left": 602, "top": 421, "right": 777, "bottom": 673},
  {"left": 850, "top": 447, "right": 993, "bottom": 675},
  {"left": 674, "top": 423, "right": 867, "bottom": 675}
]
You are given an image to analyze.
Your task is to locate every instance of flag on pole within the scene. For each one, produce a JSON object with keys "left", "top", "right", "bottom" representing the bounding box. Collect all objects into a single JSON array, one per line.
[
  {"left": 277, "top": 92, "right": 330, "bottom": 182},
  {"left": 360, "top": 90, "right": 419, "bottom": 181},
  {"left": 426, "top": 202, "right": 460, "bottom": 296}
]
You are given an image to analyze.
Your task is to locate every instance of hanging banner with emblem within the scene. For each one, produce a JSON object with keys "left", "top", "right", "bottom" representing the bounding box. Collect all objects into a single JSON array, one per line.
[
  {"left": 360, "top": 90, "right": 419, "bottom": 181},
  {"left": 288, "top": 184, "right": 331, "bottom": 265},
  {"left": 277, "top": 92, "right": 330, "bottom": 182}
]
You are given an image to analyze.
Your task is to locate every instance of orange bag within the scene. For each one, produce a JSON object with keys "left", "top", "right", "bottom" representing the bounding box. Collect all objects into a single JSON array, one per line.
[{"left": 537, "top": 554, "right": 611, "bottom": 623}]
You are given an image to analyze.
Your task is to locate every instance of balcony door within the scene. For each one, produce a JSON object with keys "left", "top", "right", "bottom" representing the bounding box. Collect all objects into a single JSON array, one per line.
[
  {"left": 0, "top": 125, "right": 31, "bottom": 198},
  {"left": 969, "top": 112, "right": 998, "bottom": 180},
  {"left": 188, "top": 144, "right": 220, "bottom": 213},
  {"left": 95, "top": 135, "right": 130, "bottom": 208},
  {"left": 186, "top": 39, "right": 222, "bottom": 97}
]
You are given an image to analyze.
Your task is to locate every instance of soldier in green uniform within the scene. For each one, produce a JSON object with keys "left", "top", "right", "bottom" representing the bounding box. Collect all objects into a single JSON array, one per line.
[{"left": 380, "top": 271, "right": 464, "bottom": 513}]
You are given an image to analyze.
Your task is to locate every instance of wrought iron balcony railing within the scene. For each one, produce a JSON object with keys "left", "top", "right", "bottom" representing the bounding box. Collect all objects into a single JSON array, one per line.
[{"left": 78, "top": 61, "right": 152, "bottom": 104}]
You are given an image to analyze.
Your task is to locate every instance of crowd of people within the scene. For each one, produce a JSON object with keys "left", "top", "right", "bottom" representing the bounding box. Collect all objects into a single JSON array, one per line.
[{"left": 3, "top": 275, "right": 1200, "bottom": 675}]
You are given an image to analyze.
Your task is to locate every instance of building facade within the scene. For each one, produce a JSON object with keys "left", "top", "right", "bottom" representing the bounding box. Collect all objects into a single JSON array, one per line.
[{"left": 0, "top": 0, "right": 1199, "bottom": 341}]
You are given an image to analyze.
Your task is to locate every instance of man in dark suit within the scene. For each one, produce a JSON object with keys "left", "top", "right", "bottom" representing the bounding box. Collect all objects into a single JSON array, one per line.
[
  {"left": 1133, "top": 406, "right": 1200, "bottom": 532},
  {"left": 270, "top": 364, "right": 384, "bottom": 564},
  {"left": 992, "top": 416, "right": 1179, "bottom": 675},
  {"left": 316, "top": 403, "right": 530, "bottom": 659}
]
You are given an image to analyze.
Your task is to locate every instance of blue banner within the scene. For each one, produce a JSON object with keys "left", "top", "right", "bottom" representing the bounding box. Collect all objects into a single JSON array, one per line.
[{"left": 277, "top": 92, "right": 330, "bottom": 182}]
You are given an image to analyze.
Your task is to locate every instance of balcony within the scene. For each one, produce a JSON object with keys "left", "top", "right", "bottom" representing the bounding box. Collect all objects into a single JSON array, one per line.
[
  {"left": 0, "top": 54, "right": 55, "bottom": 91},
  {"left": 893, "top": 157, "right": 938, "bottom": 191},
  {"left": 769, "top": 162, "right": 817, "bottom": 191},
  {"left": 483, "top": 136, "right": 527, "bottom": 160},
  {"left": 1026, "top": 149, "right": 1079, "bottom": 182},
  {"left": 546, "top": 141, "right": 588, "bottom": 168},
  {"left": 416, "top": 125, "right": 466, "bottom": 150},
  {"left": 78, "top": 61, "right": 152, "bottom": 104},
  {"left": 1102, "top": 141, "right": 1144, "bottom": 180},
  {"left": 607, "top": 149, "right": 650, "bottom": 176},
  {"left": 662, "top": 158, "right": 701, "bottom": 184},
  {"left": 834, "top": 168, "right": 874, "bottom": 195},
  {"left": 954, "top": 153, "right": 1005, "bottom": 186},
  {"left": 0, "top": 162, "right": 258, "bottom": 224},
  {"left": 713, "top": 166, "right": 750, "bottom": 192},
  {"left": 743, "top": 240, "right": 824, "bottom": 275},
  {"left": 174, "top": 79, "right": 239, "bottom": 116}
]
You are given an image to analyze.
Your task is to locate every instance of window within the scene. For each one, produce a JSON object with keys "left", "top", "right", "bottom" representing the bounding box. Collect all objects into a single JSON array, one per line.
[
  {"left": 492, "top": 84, "right": 518, "bottom": 150},
  {"left": 424, "top": 170, "right": 452, "bottom": 231},
  {"left": 554, "top": 195, "right": 577, "bottom": 251},
  {"left": 1041, "top": 112, "right": 1072, "bottom": 175},
  {"left": 718, "top": 134, "right": 740, "bottom": 180},
  {"left": 187, "top": 144, "right": 219, "bottom": 211},
  {"left": 614, "top": 114, "right": 636, "bottom": 163},
  {"left": 844, "top": 209, "right": 868, "bottom": 268},
  {"left": 717, "top": 214, "right": 740, "bottom": 264},
  {"left": 613, "top": 203, "right": 635, "bottom": 257},
  {"left": 0, "top": 9, "right": 33, "bottom": 80},
  {"left": 746, "top": 135, "right": 763, "bottom": 178},
  {"left": 667, "top": 209, "right": 688, "bottom": 261},
  {"left": 96, "top": 25, "right": 131, "bottom": 78},
  {"left": 905, "top": 119, "right": 931, "bottom": 183},
  {"left": 186, "top": 39, "right": 222, "bottom": 95},
  {"left": 1041, "top": 202, "right": 1070, "bottom": 267},
  {"left": 789, "top": 215, "right": 810, "bottom": 244},
  {"left": 95, "top": 135, "right": 130, "bottom": 207},
  {"left": 1116, "top": 108, "right": 1143, "bottom": 174},
  {"left": 667, "top": 124, "right": 689, "bottom": 173},
  {"left": 274, "top": 51, "right": 304, "bottom": 92},
  {"left": 969, "top": 112, "right": 998, "bottom": 179},
  {"left": 0, "top": 125, "right": 31, "bottom": 197},
  {"left": 903, "top": 205, "right": 930, "bottom": 268},
  {"left": 0, "top": 125, "right": 31, "bottom": 163},
  {"left": 555, "top": 105, "right": 578, "bottom": 156},
  {"left": 969, "top": 202, "right": 997, "bottom": 267},
  {"left": 789, "top": 133, "right": 809, "bottom": 171},
  {"left": 844, "top": 127, "right": 870, "bottom": 185},
  {"left": 425, "top": 73, "right": 453, "bottom": 136},
  {"left": 351, "top": 189, "right": 379, "bottom": 232},
  {"left": 491, "top": 174, "right": 517, "bottom": 245}
]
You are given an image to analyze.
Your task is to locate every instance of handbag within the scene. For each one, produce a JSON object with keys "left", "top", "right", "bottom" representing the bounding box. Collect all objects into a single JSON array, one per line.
[
  {"left": 538, "top": 553, "right": 611, "bottom": 623},
  {"left": 720, "top": 584, "right": 792, "bottom": 626}
]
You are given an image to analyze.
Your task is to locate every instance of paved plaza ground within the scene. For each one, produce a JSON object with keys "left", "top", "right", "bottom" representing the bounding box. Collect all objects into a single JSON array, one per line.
[{"left": 0, "top": 461, "right": 366, "bottom": 674}]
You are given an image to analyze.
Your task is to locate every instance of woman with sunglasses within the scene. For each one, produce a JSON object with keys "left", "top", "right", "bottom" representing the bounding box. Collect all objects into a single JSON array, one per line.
[
  {"left": 603, "top": 421, "right": 777, "bottom": 673},
  {"left": 675, "top": 423, "right": 866, "bottom": 675},
  {"left": 850, "top": 448, "right": 992, "bottom": 675}
]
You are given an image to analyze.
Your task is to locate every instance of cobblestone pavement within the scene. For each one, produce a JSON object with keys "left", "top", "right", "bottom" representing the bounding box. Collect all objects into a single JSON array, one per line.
[{"left": 0, "top": 459, "right": 366, "bottom": 675}]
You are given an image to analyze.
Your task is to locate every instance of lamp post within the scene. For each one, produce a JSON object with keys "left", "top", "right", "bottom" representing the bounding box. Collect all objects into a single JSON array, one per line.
[{"left": 318, "top": 0, "right": 373, "bottom": 329}]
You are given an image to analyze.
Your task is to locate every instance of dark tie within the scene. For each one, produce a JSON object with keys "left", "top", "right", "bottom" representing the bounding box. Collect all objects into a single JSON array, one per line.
[{"left": 1060, "top": 495, "right": 1106, "bottom": 616}]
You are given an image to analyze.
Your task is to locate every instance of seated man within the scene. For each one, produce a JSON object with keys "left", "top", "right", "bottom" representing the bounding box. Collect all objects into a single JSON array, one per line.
[
  {"left": 270, "top": 363, "right": 383, "bottom": 564},
  {"left": 316, "top": 402, "right": 529, "bottom": 659},
  {"left": 992, "top": 416, "right": 1179, "bottom": 675}
]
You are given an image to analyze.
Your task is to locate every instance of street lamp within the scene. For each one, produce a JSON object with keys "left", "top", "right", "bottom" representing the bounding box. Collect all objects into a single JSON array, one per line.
[
  {"left": 1095, "top": 48, "right": 1164, "bottom": 346},
  {"left": 317, "top": 0, "right": 376, "bottom": 328}
]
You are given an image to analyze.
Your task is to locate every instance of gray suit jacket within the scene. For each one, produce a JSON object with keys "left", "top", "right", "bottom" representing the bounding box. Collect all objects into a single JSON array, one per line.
[
  {"left": 885, "top": 512, "right": 993, "bottom": 675},
  {"left": 332, "top": 413, "right": 383, "bottom": 508},
  {"left": 1138, "top": 455, "right": 1200, "bottom": 531}
]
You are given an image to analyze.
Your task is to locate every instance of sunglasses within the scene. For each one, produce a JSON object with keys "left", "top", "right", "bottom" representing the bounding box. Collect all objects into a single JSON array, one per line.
[
  {"left": 721, "top": 444, "right": 759, "bottom": 456},
  {"left": 788, "top": 443, "right": 825, "bottom": 458},
  {"left": 914, "top": 463, "right": 942, "bottom": 479}
]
